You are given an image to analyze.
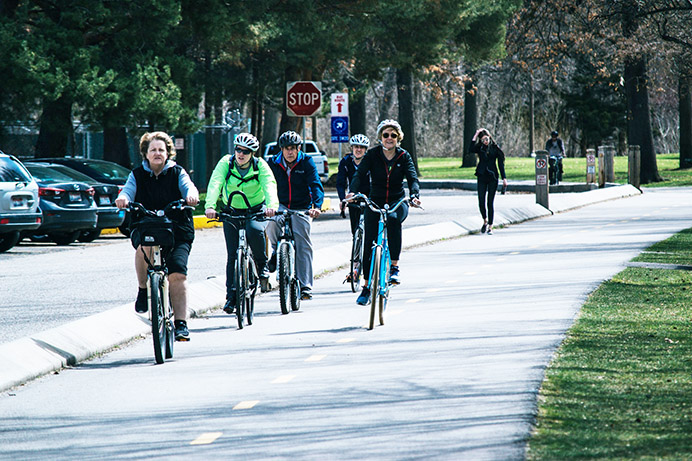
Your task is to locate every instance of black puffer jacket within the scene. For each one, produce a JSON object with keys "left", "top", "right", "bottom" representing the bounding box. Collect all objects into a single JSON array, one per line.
[
  {"left": 349, "top": 145, "right": 419, "bottom": 207},
  {"left": 471, "top": 141, "right": 506, "bottom": 181}
]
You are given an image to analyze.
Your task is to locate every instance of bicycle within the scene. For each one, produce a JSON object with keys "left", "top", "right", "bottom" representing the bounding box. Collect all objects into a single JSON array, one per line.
[
  {"left": 272, "top": 209, "right": 310, "bottom": 315},
  {"left": 347, "top": 194, "right": 418, "bottom": 330},
  {"left": 342, "top": 201, "right": 365, "bottom": 293},
  {"left": 129, "top": 199, "right": 193, "bottom": 364},
  {"left": 210, "top": 191, "right": 267, "bottom": 330}
]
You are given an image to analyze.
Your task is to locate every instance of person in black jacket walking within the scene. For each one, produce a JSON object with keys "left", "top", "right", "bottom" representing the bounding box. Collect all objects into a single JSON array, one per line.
[
  {"left": 347, "top": 119, "right": 421, "bottom": 305},
  {"left": 470, "top": 128, "right": 507, "bottom": 235}
]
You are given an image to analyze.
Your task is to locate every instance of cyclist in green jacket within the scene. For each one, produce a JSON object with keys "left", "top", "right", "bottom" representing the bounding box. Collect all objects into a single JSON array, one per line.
[{"left": 205, "top": 133, "right": 279, "bottom": 314}]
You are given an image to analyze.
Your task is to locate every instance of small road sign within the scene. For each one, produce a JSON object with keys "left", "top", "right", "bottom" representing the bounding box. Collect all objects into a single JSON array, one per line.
[{"left": 331, "top": 116, "right": 349, "bottom": 143}]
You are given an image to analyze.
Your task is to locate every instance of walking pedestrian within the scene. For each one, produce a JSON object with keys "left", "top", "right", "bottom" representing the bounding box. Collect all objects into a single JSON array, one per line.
[{"left": 470, "top": 128, "right": 507, "bottom": 235}]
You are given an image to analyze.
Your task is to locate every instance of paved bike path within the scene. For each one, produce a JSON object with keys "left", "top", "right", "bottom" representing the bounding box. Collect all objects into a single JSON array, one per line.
[{"left": 0, "top": 185, "right": 640, "bottom": 392}]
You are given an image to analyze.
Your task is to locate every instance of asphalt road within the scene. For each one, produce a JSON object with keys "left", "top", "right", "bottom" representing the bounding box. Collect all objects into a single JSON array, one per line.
[
  {"left": 1, "top": 189, "right": 474, "bottom": 344},
  {"left": 0, "top": 188, "right": 690, "bottom": 460}
]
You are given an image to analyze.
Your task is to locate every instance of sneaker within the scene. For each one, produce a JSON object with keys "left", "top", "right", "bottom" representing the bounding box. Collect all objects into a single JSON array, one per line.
[
  {"left": 223, "top": 297, "right": 236, "bottom": 314},
  {"left": 135, "top": 288, "right": 148, "bottom": 313},
  {"left": 356, "top": 287, "right": 371, "bottom": 305},
  {"left": 174, "top": 320, "right": 190, "bottom": 341},
  {"left": 260, "top": 275, "right": 270, "bottom": 293},
  {"left": 389, "top": 265, "right": 400, "bottom": 285},
  {"left": 480, "top": 223, "right": 487, "bottom": 233},
  {"left": 267, "top": 253, "right": 277, "bottom": 272},
  {"left": 487, "top": 226, "right": 493, "bottom": 235},
  {"left": 300, "top": 289, "right": 313, "bottom": 300}
]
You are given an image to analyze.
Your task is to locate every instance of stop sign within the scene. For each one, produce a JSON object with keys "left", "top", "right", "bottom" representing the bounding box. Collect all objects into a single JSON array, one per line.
[{"left": 286, "top": 81, "right": 322, "bottom": 117}]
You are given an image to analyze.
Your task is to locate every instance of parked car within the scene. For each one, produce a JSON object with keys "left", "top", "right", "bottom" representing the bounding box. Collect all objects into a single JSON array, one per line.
[
  {"left": 22, "top": 163, "right": 98, "bottom": 245},
  {"left": 24, "top": 162, "right": 124, "bottom": 242},
  {"left": 262, "top": 140, "right": 329, "bottom": 182},
  {"left": 0, "top": 152, "right": 42, "bottom": 252},
  {"left": 31, "top": 157, "right": 132, "bottom": 235}
]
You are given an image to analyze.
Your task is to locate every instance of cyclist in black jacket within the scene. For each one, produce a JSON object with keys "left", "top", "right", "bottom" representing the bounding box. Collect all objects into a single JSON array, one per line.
[
  {"left": 347, "top": 119, "right": 421, "bottom": 305},
  {"left": 336, "top": 133, "right": 370, "bottom": 234}
]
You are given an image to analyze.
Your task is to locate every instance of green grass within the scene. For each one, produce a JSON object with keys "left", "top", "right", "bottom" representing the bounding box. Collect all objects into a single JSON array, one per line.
[
  {"left": 329, "top": 153, "right": 692, "bottom": 187},
  {"left": 527, "top": 229, "right": 692, "bottom": 460}
]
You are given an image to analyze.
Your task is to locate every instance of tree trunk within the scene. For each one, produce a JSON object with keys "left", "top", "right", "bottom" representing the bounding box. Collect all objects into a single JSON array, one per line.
[
  {"left": 624, "top": 56, "right": 661, "bottom": 183},
  {"left": 379, "top": 68, "right": 397, "bottom": 121},
  {"left": 103, "top": 126, "right": 131, "bottom": 168},
  {"left": 680, "top": 75, "right": 692, "bottom": 169},
  {"left": 35, "top": 95, "right": 73, "bottom": 158},
  {"left": 462, "top": 73, "right": 478, "bottom": 168},
  {"left": 262, "top": 105, "right": 280, "bottom": 146},
  {"left": 349, "top": 87, "right": 367, "bottom": 136},
  {"left": 396, "top": 67, "right": 419, "bottom": 175}
]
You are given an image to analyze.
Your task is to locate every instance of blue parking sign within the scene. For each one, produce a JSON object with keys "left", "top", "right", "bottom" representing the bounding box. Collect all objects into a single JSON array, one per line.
[{"left": 331, "top": 116, "right": 349, "bottom": 143}]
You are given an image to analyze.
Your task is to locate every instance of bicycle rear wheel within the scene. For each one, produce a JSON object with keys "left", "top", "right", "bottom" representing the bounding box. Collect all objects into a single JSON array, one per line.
[
  {"left": 278, "top": 243, "right": 291, "bottom": 315},
  {"left": 234, "top": 256, "right": 245, "bottom": 329},
  {"left": 149, "top": 272, "right": 166, "bottom": 364},
  {"left": 368, "top": 246, "right": 382, "bottom": 330},
  {"left": 350, "top": 227, "right": 363, "bottom": 293}
]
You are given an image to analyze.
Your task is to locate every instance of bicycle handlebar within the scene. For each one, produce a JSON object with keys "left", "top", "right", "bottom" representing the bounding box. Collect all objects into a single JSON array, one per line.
[
  {"left": 213, "top": 209, "right": 268, "bottom": 224},
  {"left": 344, "top": 194, "right": 421, "bottom": 214},
  {"left": 274, "top": 209, "right": 311, "bottom": 217},
  {"left": 128, "top": 199, "right": 195, "bottom": 217}
]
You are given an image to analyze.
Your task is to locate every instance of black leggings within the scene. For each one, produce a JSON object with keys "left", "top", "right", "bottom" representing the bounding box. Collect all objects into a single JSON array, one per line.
[
  {"left": 223, "top": 219, "right": 267, "bottom": 298},
  {"left": 477, "top": 175, "right": 499, "bottom": 225},
  {"left": 362, "top": 202, "right": 409, "bottom": 282}
]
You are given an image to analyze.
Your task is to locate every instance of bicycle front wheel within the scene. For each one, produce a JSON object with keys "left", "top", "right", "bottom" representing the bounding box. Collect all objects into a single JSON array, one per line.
[
  {"left": 278, "top": 243, "right": 291, "bottom": 315},
  {"left": 149, "top": 272, "right": 166, "bottom": 364},
  {"left": 234, "top": 255, "right": 245, "bottom": 329},
  {"left": 246, "top": 257, "right": 257, "bottom": 325},
  {"left": 350, "top": 227, "right": 363, "bottom": 293},
  {"left": 369, "top": 246, "right": 382, "bottom": 330}
]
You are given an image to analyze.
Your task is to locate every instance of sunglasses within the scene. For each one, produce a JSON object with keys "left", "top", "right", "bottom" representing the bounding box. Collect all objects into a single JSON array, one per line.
[
  {"left": 235, "top": 146, "right": 251, "bottom": 155},
  {"left": 382, "top": 132, "right": 398, "bottom": 139}
]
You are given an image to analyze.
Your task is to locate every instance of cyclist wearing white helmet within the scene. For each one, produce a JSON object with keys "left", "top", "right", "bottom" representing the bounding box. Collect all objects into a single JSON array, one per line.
[
  {"left": 265, "top": 130, "right": 324, "bottom": 300},
  {"left": 205, "top": 132, "right": 279, "bottom": 313},
  {"left": 337, "top": 133, "right": 370, "bottom": 234},
  {"left": 346, "top": 119, "right": 421, "bottom": 305}
]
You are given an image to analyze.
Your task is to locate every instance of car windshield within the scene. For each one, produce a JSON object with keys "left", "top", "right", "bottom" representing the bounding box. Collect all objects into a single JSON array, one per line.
[
  {"left": 45, "top": 164, "right": 96, "bottom": 183},
  {"left": 25, "top": 164, "right": 77, "bottom": 183},
  {"left": 0, "top": 157, "right": 33, "bottom": 182},
  {"left": 79, "top": 160, "right": 131, "bottom": 182}
]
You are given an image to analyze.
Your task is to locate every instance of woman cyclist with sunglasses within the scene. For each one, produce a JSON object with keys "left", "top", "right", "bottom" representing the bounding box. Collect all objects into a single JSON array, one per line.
[{"left": 346, "top": 119, "right": 421, "bottom": 305}]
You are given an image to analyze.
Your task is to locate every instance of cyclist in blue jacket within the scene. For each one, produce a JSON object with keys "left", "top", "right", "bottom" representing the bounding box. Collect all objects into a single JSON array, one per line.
[
  {"left": 265, "top": 131, "right": 324, "bottom": 300},
  {"left": 337, "top": 133, "right": 370, "bottom": 235}
]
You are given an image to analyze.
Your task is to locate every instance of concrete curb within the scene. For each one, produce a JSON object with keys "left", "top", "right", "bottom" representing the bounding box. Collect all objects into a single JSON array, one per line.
[{"left": 0, "top": 185, "right": 640, "bottom": 393}]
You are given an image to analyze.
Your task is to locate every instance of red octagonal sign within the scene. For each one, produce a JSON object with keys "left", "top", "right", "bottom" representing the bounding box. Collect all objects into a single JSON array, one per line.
[{"left": 286, "top": 81, "right": 322, "bottom": 117}]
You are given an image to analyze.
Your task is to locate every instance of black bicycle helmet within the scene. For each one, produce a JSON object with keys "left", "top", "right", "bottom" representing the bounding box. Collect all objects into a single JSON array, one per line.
[
  {"left": 551, "top": 130, "right": 559, "bottom": 137},
  {"left": 278, "top": 131, "right": 302, "bottom": 148}
]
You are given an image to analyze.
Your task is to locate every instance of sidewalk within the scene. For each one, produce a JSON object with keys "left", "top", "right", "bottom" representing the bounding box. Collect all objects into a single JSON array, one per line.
[{"left": 0, "top": 184, "right": 641, "bottom": 392}]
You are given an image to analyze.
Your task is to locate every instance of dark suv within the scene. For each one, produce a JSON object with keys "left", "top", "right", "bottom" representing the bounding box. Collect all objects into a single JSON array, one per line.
[{"left": 0, "top": 152, "right": 42, "bottom": 252}]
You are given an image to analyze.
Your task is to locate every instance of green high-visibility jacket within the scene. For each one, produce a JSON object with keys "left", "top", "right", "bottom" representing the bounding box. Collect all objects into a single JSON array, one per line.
[{"left": 204, "top": 155, "right": 279, "bottom": 211}]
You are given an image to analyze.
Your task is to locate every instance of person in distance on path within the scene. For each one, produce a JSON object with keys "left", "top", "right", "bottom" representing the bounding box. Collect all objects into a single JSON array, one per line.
[{"left": 470, "top": 128, "right": 507, "bottom": 235}]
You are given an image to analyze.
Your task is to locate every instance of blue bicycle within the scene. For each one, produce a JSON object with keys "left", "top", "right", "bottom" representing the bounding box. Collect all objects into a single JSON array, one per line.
[{"left": 347, "top": 194, "right": 418, "bottom": 330}]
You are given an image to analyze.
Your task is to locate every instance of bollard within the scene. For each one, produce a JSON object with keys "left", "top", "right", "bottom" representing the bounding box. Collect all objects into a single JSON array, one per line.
[
  {"left": 598, "top": 145, "right": 615, "bottom": 183},
  {"left": 598, "top": 147, "right": 606, "bottom": 188},
  {"left": 628, "top": 145, "right": 641, "bottom": 189},
  {"left": 586, "top": 148, "right": 596, "bottom": 184},
  {"left": 535, "top": 150, "right": 549, "bottom": 209}
]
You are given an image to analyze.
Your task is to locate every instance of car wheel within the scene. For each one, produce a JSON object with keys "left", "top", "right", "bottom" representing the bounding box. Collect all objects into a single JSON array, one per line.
[
  {"left": 78, "top": 229, "right": 101, "bottom": 243},
  {"left": 0, "top": 231, "right": 20, "bottom": 253},
  {"left": 49, "top": 231, "right": 80, "bottom": 246},
  {"left": 29, "top": 234, "right": 51, "bottom": 243}
]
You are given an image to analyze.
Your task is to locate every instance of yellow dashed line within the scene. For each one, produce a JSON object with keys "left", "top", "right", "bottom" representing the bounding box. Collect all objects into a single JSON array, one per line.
[
  {"left": 305, "top": 354, "right": 326, "bottom": 362},
  {"left": 271, "top": 375, "right": 296, "bottom": 384},
  {"left": 233, "top": 400, "right": 259, "bottom": 410},
  {"left": 425, "top": 288, "right": 441, "bottom": 293},
  {"left": 464, "top": 271, "right": 477, "bottom": 276},
  {"left": 529, "top": 245, "right": 539, "bottom": 249},
  {"left": 509, "top": 251, "right": 520, "bottom": 255},
  {"left": 406, "top": 298, "right": 422, "bottom": 303},
  {"left": 190, "top": 432, "right": 223, "bottom": 445}
]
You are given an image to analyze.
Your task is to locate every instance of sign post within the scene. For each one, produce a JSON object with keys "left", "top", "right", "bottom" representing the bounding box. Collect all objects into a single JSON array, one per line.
[
  {"left": 586, "top": 148, "right": 596, "bottom": 184},
  {"left": 330, "top": 92, "right": 349, "bottom": 159},
  {"left": 535, "top": 150, "right": 549, "bottom": 209}
]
